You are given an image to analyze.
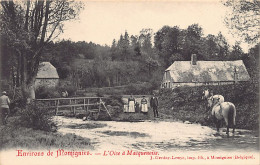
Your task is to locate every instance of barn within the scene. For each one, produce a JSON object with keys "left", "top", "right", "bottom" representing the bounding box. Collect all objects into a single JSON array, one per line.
[
  {"left": 161, "top": 54, "right": 250, "bottom": 89},
  {"left": 35, "top": 62, "right": 59, "bottom": 88}
]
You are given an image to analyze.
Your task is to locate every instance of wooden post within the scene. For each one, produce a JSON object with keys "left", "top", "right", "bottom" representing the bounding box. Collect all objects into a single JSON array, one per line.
[
  {"left": 83, "top": 98, "right": 86, "bottom": 110},
  {"left": 73, "top": 99, "right": 75, "bottom": 115},
  {"left": 56, "top": 100, "right": 59, "bottom": 115},
  {"left": 102, "top": 100, "right": 112, "bottom": 119},
  {"left": 70, "top": 99, "right": 72, "bottom": 112},
  {"left": 87, "top": 98, "right": 89, "bottom": 112},
  {"left": 55, "top": 100, "right": 57, "bottom": 115},
  {"left": 98, "top": 98, "right": 101, "bottom": 112}
]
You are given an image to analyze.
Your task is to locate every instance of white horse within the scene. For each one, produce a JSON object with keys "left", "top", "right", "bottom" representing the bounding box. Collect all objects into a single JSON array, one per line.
[
  {"left": 209, "top": 101, "right": 236, "bottom": 137},
  {"left": 202, "top": 89, "right": 224, "bottom": 107}
]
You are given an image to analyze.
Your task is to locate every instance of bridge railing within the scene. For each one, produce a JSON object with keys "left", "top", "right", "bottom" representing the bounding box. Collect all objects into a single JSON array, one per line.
[{"left": 35, "top": 97, "right": 104, "bottom": 116}]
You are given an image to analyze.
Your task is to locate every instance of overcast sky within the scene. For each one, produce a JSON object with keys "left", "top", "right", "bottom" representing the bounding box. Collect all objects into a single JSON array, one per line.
[{"left": 58, "top": 0, "right": 250, "bottom": 52}]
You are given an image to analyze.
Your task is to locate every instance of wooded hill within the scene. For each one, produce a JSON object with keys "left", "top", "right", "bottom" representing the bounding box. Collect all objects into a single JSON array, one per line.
[
  {"left": 42, "top": 25, "right": 259, "bottom": 90},
  {"left": 1, "top": 24, "right": 259, "bottom": 92}
]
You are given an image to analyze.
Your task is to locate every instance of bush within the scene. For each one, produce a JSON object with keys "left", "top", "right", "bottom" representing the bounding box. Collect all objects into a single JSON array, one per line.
[
  {"left": 35, "top": 86, "right": 60, "bottom": 99},
  {"left": 6, "top": 87, "right": 28, "bottom": 113},
  {"left": 105, "top": 95, "right": 124, "bottom": 107},
  {"left": 19, "top": 102, "right": 55, "bottom": 131},
  {"left": 56, "top": 81, "right": 77, "bottom": 97},
  {"left": 158, "top": 82, "right": 259, "bottom": 130}
]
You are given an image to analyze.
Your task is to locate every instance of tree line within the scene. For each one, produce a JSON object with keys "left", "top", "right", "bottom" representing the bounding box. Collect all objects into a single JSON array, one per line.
[
  {"left": 1, "top": 0, "right": 259, "bottom": 99},
  {"left": 37, "top": 24, "right": 258, "bottom": 89}
]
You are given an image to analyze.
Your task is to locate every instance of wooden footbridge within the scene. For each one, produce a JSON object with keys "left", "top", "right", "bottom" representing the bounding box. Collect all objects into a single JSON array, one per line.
[{"left": 35, "top": 97, "right": 111, "bottom": 120}]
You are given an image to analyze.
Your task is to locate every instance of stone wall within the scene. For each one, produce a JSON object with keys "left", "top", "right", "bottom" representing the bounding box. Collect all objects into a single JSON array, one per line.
[{"left": 35, "top": 78, "right": 59, "bottom": 89}]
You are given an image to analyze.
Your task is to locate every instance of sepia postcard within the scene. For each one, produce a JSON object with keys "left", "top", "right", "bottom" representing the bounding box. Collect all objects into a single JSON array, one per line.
[{"left": 0, "top": 0, "right": 259, "bottom": 164}]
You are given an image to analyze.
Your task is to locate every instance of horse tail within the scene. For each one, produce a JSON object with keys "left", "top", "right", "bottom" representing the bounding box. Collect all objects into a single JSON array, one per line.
[{"left": 228, "top": 103, "right": 236, "bottom": 126}]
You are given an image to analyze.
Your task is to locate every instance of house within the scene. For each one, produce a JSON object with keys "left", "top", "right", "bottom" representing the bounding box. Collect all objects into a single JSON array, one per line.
[
  {"left": 161, "top": 54, "right": 250, "bottom": 88},
  {"left": 35, "top": 62, "right": 59, "bottom": 88}
]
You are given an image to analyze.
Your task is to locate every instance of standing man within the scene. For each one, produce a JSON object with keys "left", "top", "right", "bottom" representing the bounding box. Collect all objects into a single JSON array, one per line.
[
  {"left": 150, "top": 94, "right": 159, "bottom": 118},
  {"left": 0, "top": 91, "right": 11, "bottom": 125}
]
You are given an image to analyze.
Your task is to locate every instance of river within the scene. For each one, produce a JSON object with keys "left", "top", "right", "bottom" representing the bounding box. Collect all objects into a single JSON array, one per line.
[{"left": 54, "top": 116, "right": 259, "bottom": 153}]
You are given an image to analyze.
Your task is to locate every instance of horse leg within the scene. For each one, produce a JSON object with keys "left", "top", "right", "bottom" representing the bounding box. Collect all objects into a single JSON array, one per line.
[
  {"left": 216, "top": 120, "right": 221, "bottom": 132},
  {"left": 226, "top": 123, "right": 230, "bottom": 137},
  {"left": 213, "top": 115, "right": 219, "bottom": 132},
  {"left": 223, "top": 115, "right": 229, "bottom": 136},
  {"left": 232, "top": 109, "right": 236, "bottom": 134},
  {"left": 233, "top": 117, "right": 236, "bottom": 134}
]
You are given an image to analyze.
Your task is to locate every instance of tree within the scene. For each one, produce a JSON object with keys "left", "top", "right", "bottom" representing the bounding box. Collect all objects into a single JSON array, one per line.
[
  {"left": 224, "top": 0, "right": 260, "bottom": 44},
  {"left": 154, "top": 26, "right": 184, "bottom": 66},
  {"left": 139, "top": 28, "right": 153, "bottom": 54},
  {"left": 169, "top": 53, "right": 184, "bottom": 64},
  {"left": 202, "top": 32, "right": 230, "bottom": 60},
  {"left": 182, "top": 24, "right": 204, "bottom": 61},
  {"left": 130, "top": 35, "right": 141, "bottom": 56},
  {"left": 110, "top": 39, "right": 118, "bottom": 60},
  {"left": 154, "top": 25, "right": 171, "bottom": 52},
  {"left": 228, "top": 42, "right": 244, "bottom": 60},
  {"left": 1, "top": 0, "right": 83, "bottom": 100}
]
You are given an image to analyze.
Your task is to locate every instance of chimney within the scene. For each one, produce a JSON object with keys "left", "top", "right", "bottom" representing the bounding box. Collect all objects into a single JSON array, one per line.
[{"left": 191, "top": 54, "right": 197, "bottom": 65}]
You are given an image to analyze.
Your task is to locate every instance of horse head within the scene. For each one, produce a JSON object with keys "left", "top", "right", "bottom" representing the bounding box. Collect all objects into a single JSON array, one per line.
[
  {"left": 202, "top": 89, "right": 209, "bottom": 100},
  {"left": 207, "top": 96, "right": 214, "bottom": 109}
]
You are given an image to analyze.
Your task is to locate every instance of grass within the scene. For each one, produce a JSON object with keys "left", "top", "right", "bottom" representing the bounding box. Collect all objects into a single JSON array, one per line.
[{"left": 0, "top": 116, "right": 94, "bottom": 150}]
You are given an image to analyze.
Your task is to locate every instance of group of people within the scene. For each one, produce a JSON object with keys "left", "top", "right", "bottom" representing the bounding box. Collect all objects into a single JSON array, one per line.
[{"left": 126, "top": 94, "right": 159, "bottom": 118}]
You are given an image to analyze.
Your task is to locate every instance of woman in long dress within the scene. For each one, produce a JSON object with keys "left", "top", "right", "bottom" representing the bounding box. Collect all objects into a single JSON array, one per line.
[
  {"left": 141, "top": 96, "right": 148, "bottom": 113},
  {"left": 128, "top": 95, "right": 135, "bottom": 112}
]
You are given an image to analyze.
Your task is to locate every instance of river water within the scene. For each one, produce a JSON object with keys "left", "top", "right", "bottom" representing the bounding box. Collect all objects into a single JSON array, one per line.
[{"left": 54, "top": 116, "right": 259, "bottom": 153}]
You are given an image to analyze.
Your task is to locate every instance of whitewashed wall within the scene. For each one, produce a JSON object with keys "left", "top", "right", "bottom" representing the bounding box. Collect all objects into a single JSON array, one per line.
[{"left": 35, "top": 78, "right": 59, "bottom": 89}]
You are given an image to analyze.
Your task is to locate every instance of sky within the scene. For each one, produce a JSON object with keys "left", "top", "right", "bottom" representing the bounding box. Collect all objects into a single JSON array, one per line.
[{"left": 58, "top": 0, "right": 251, "bottom": 52}]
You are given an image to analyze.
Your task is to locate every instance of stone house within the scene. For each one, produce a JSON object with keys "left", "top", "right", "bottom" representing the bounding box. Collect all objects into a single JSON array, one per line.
[
  {"left": 35, "top": 62, "right": 59, "bottom": 88},
  {"left": 161, "top": 54, "right": 250, "bottom": 89}
]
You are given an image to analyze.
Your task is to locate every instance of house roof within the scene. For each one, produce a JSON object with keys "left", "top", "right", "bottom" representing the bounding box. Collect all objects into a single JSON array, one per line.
[
  {"left": 165, "top": 60, "right": 250, "bottom": 82},
  {"left": 36, "top": 62, "right": 59, "bottom": 79}
]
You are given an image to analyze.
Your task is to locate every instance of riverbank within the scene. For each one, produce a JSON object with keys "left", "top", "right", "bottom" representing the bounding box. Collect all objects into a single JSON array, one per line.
[
  {"left": 157, "top": 83, "right": 259, "bottom": 130},
  {"left": 0, "top": 116, "right": 94, "bottom": 150},
  {"left": 87, "top": 83, "right": 259, "bottom": 131},
  {"left": 76, "top": 83, "right": 259, "bottom": 131}
]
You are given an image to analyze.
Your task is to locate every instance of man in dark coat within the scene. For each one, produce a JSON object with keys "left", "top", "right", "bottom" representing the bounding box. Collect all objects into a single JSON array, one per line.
[{"left": 150, "top": 94, "right": 159, "bottom": 118}]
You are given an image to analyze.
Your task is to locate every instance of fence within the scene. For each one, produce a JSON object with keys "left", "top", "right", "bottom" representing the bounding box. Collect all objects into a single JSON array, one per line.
[{"left": 35, "top": 97, "right": 111, "bottom": 119}]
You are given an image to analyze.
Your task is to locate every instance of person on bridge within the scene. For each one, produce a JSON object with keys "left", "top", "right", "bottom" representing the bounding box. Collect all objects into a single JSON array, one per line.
[
  {"left": 61, "top": 90, "right": 68, "bottom": 97},
  {"left": 150, "top": 94, "right": 159, "bottom": 118},
  {"left": 128, "top": 95, "right": 135, "bottom": 112},
  {"left": 0, "top": 91, "right": 11, "bottom": 125},
  {"left": 141, "top": 96, "right": 148, "bottom": 113}
]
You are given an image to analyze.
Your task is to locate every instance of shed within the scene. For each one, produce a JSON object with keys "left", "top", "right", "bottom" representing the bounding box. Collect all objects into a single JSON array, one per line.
[
  {"left": 161, "top": 54, "right": 250, "bottom": 88},
  {"left": 35, "top": 62, "right": 59, "bottom": 88}
]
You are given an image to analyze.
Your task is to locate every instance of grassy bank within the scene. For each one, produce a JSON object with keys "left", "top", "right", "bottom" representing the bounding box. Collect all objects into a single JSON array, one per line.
[
  {"left": 158, "top": 82, "right": 259, "bottom": 130},
  {"left": 0, "top": 116, "right": 94, "bottom": 150}
]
